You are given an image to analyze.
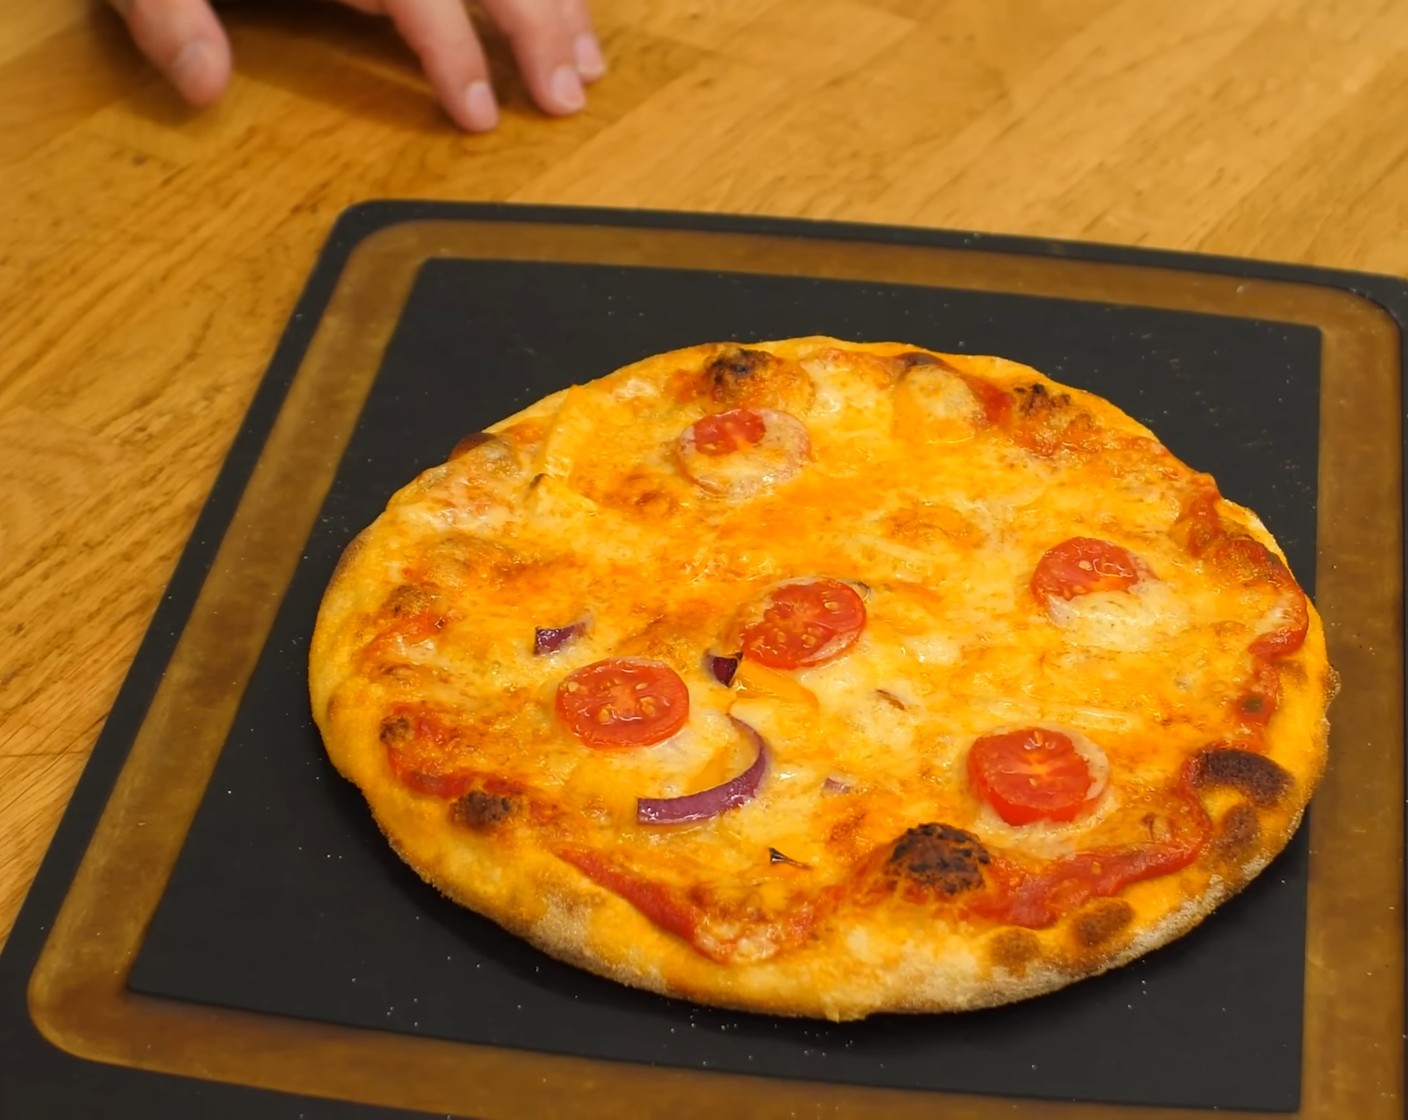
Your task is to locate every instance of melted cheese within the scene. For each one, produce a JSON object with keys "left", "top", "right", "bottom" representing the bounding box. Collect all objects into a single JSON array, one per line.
[
  {"left": 1044, "top": 578, "right": 1192, "bottom": 652},
  {"left": 322, "top": 337, "right": 1320, "bottom": 938},
  {"left": 892, "top": 361, "right": 984, "bottom": 444}
]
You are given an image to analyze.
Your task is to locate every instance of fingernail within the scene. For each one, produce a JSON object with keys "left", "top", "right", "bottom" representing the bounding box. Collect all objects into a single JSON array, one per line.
[
  {"left": 550, "top": 63, "right": 586, "bottom": 113},
  {"left": 464, "top": 80, "right": 499, "bottom": 131},
  {"left": 170, "top": 40, "right": 214, "bottom": 101},
  {"left": 574, "top": 33, "right": 606, "bottom": 81}
]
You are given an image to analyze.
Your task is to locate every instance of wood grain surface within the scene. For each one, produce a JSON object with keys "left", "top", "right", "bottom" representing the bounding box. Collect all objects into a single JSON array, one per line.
[{"left": 1, "top": 0, "right": 1406, "bottom": 954}]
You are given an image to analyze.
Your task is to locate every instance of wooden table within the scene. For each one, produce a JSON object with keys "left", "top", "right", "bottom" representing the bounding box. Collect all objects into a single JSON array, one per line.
[{"left": 2, "top": 0, "right": 1407, "bottom": 953}]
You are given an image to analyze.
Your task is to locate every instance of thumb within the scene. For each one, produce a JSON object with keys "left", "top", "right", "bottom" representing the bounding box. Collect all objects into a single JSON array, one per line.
[{"left": 108, "top": 0, "right": 233, "bottom": 107}]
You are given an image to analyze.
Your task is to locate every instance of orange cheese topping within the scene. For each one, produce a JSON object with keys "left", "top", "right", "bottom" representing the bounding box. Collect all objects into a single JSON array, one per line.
[{"left": 320, "top": 339, "right": 1321, "bottom": 961}]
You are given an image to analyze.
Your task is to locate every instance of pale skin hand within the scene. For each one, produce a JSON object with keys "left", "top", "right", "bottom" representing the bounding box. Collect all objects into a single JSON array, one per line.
[{"left": 106, "top": 0, "right": 606, "bottom": 131}]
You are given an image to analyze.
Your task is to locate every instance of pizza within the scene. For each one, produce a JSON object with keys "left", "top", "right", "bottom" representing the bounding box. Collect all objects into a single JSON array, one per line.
[{"left": 307, "top": 336, "right": 1335, "bottom": 1021}]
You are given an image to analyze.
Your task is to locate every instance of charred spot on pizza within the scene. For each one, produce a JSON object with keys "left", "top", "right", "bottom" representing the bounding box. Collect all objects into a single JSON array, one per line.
[
  {"left": 1072, "top": 899, "right": 1135, "bottom": 948},
  {"left": 698, "top": 347, "right": 777, "bottom": 406},
  {"left": 894, "top": 351, "right": 962, "bottom": 374},
  {"left": 679, "top": 345, "right": 815, "bottom": 413},
  {"left": 1190, "top": 747, "right": 1293, "bottom": 809},
  {"left": 988, "top": 928, "right": 1041, "bottom": 975},
  {"left": 1237, "top": 692, "right": 1270, "bottom": 719},
  {"left": 451, "top": 789, "right": 516, "bottom": 830},
  {"left": 885, "top": 824, "right": 990, "bottom": 896},
  {"left": 1212, "top": 803, "right": 1263, "bottom": 862},
  {"left": 449, "top": 431, "right": 493, "bottom": 459},
  {"left": 1012, "top": 381, "right": 1099, "bottom": 452},
  {"left": 1014, "top": 381, "right": 1061, "bottom": 410},
  {"left": 768, "top": 847, "right": 809, "bottom": 868},
  {"left": 707, "top": 346, "right": 771, "bottom": 387},
  {"left": 379, "top": 714, "right": 414, "bottom": 748}
]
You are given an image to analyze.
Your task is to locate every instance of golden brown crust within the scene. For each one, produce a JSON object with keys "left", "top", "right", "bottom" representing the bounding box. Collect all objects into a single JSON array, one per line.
[
  {"left": 309, "top": 336, "right": 1334, "bottom": 1021},
  {"left": 675, "top": 344, "right": 819, "bottom": 413}
]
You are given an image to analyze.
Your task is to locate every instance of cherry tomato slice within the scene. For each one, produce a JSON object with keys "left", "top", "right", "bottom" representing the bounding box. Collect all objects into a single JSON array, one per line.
[
  {"left": 740, "top": 578, "right": 867, "bottom": 669},
  {"left": 968, "top": 728, "right": 1093, "bottom": 825},
  {"left": 556, "top": 658, "right": 690, "bottom": 748},
  {"left": 1031, "top": 537, "right": 1141, "bottom": 602},
  {"left": 690, "top": 409, "right": 767, "bottom": 456}
]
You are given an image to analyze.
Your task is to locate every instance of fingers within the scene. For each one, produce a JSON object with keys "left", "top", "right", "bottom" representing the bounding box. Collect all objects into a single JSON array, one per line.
[
  {"left": 109, "top": 0, "right": 606, "bottom": 130},
  {"left": 481, "top": 0, "right": 602, "bottom": 116},
  {"left": 378, "top": 0, "right": 498, "bottom": 131},
  {"left": 107, "top": 0, "right": 232, "bottom": 107},
  {"left": 557, "top": 0, "right": 606, "bottom": 83}
]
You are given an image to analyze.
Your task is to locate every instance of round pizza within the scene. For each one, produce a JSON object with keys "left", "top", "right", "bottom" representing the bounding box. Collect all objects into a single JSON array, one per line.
[{"left": 308, "top": 337, "right": 1335, "bottom": 1021}]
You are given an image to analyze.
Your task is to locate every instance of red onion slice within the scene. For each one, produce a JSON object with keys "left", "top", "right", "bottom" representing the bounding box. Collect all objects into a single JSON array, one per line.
[
  {"left": 637, "top": 718, "right": 768, "bottom": 825},
  {"left": 534, "top": 619, "right": 587, "bottom": 655},
  {"left": 706, "top": 651, "right": 741, "bottom": 686}
]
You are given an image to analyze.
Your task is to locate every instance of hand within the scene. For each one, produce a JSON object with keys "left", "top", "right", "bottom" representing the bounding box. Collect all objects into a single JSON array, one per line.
[{"left": 106, "top": 0, "right": 606, "bottom": 131}]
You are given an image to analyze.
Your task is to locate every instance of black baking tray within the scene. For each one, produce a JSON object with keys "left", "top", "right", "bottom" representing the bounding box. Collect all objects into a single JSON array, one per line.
[{"left": 0, "top": 203, "right": 1403, "bottom": 1120}]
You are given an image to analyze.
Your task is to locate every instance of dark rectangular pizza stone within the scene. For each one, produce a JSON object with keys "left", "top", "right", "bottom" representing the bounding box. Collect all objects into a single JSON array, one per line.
[{"left": 127, "top": 258, "right": 1320, "bottom": 1113}]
